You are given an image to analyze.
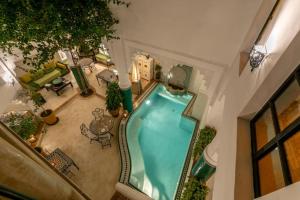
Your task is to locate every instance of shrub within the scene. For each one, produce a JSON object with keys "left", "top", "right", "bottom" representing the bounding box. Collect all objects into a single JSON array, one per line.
[
  {"left": 181, "top": 177, "right": 209, "bottom": 200},
  {"left": 193, "top": 126, "right": 216, "bottom": 159},
  {"left": 6, "top": 114, "right": 40, "bottom": 139},
  {"left": 106, "top": 82, "right": 123, "bottom": 111}
]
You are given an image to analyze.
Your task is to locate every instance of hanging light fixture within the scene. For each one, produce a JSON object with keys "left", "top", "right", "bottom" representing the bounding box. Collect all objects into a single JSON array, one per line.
[
  {"left": 249, "top": 45, "right": 267, "bottom": 71},
  {"left": 249, "top": 0, "right": 280, "bottom": 72}
]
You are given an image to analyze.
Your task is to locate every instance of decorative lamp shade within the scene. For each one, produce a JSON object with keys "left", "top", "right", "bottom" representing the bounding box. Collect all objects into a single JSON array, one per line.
[
  {"left": 250, "top": 45, "right": 267, "bottom": 71},
  {"left": 131, "top": 60, "right": 140, "bottom": 83}
]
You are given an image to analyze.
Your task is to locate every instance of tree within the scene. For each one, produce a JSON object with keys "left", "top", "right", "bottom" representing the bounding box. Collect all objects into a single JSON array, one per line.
[{"left": 0, "top": 0, "right": 129, "bottom": 67}]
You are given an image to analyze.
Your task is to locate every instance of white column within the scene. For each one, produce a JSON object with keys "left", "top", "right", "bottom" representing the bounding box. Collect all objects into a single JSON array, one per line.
[
  {"left": 108, "top": 39, "right": 133, "bottom": 112},
  {"left": 108, "top": 39, "right": 131, "bottom": 89}
]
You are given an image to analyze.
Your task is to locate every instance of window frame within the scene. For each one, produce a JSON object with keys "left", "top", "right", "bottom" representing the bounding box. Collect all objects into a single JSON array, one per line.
[{"left": 250, "top": 64, "right": 300, "bottom": 197}]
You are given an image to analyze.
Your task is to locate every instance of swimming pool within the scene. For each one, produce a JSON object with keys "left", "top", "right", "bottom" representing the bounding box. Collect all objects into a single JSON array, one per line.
[{"left": 126, "top": 84, "right": 197, "bottom": 200}]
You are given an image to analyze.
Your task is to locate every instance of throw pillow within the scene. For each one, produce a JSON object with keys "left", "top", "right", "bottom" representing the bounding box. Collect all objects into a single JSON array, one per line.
[
  {"left": 19, "top": 73, "right": 32, "bottom": 83},
  {"left": 44, "top": 60, "right": 56, "bottom": 69},
  {"left": 56, "top": 62, "right": 67, "bottom": 69}
]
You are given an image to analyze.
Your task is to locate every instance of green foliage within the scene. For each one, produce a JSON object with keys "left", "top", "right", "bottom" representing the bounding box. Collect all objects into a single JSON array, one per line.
[
  {"left": 155, "top": 64, "right": 162, "bottom": 80},
  {"left": 193, "top": 126, "right": 216, "bottom": 159},
  {"left": 0, "top": 0, "right": 129, "bottom": 67},
  {"left": 155, "top": 64, "right": 162, "bottom": 71},
  {"left": 181, "top": 177, "right": 209, "bottom": 200},
  {"left": 6, "top": 114, "right": 40, "bottom": 139},
  {"left": 106, "top": 82, "right": 122, "bottom": 111}
]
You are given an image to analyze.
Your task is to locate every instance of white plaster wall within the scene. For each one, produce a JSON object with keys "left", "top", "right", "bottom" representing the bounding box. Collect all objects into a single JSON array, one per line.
[
  {"left": 206, "top": 0, "right": 300, "bottom": 199},
  {"left": 109, "top": 0, "right": 262, "bottom": 100},
  {"left": 111, "top": 0, "right": 261, "bottom": 67}
]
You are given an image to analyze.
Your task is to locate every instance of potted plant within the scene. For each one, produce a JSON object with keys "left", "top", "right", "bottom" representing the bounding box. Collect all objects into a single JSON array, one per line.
[
  {"left": 31, "top": 91, "right": 58, "bottom": 125},
  {"left": 193, "top": 126, "right": 216, "bottom": 162},
  {"left": 15, "top": 88, "right": 58, "bottom": 125},
  {"left": 155, "top": 64, "right": 162, "bottom": 81},
  {"left": 106, "top": 82, "right": 123, "bottom": 117}
]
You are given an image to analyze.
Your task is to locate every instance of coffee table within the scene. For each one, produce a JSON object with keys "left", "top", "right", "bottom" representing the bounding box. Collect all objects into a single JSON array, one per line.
[
  {"left": 46, "top": 148, "right": 79, "bottom": 175},
  {"left": 45, "top": 77, "right": 73, "bottom": 96}
]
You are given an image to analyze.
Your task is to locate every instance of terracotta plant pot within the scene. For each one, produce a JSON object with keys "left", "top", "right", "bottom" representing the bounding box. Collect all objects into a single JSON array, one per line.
[
  {"left": 109, "top": 107, "right": 120, "bottom": 118},
  {"left": 40, "top": 109, "right": 58, "bottom": 125}
]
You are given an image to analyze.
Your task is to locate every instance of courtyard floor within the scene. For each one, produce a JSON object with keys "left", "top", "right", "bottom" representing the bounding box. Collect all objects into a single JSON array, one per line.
[{"left": 38, "top": 63, "right": 151, "bottom": 199}]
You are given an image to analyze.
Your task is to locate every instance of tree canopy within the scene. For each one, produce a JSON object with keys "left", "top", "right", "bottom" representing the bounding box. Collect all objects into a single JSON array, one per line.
[{"left": 0, "top": 0, "right": 129, "bottom": 66}]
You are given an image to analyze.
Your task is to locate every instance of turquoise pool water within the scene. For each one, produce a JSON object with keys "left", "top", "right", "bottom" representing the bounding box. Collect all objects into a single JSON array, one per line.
[{"left": 126, "top": 84, "right": 196, "bottom": 200}]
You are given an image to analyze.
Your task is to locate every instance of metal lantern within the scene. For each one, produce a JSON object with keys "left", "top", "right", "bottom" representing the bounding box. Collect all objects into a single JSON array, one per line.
[{"left": 250, "top": 45, "right": 267, "bottom": 71}]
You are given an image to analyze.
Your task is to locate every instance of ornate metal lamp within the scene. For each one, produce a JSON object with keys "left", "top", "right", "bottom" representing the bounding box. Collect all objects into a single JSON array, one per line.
[{"left": 250, "top": 45, "right": 268, "bottom": 72}]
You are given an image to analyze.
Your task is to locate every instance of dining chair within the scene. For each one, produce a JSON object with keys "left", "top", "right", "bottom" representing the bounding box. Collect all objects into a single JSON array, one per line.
[
  {"left": 98, "top": 133, "right": 112, "bottom": 149},
  {"left": 92, "top": 108, "right": 104, "bottom": 121},
  {"left": 80, "top": 123, "right": 98, "bottom": 144}
]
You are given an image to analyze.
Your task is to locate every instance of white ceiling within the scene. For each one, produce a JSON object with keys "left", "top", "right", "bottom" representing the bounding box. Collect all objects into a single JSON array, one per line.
[{"left": 111, "top": 0, "right": 262, "bottom": 68}]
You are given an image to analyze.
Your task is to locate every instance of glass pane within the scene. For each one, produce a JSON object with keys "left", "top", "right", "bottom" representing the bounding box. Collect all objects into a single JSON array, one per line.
[
  {"left": 284, "top": 130, "right": 300, "bottom": 183},
  {"left": 258, "top": 149, "right": 285, "bottom": 195},
  {"left": 275, "top": 79, "right": 300, "bottom": 131},
  {"left": 255, "top": 108, "right": 276, "bottom": 150}
]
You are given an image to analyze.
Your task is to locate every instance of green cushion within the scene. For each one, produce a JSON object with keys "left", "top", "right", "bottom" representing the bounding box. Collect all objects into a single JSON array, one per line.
[
  {"left": 96, "top": 53, "right": 110, "bottom": 62},
  {"left": 33, "top": 69, "right": 61, "bottom": 87},
  {"left": 27, "top": 82, "right": 40, "bottom": 91},
  {"left": 31, "top": 69, "right": 44, "bottom": 80},
  {"left": 44, "top": 66, "right": 55, "bottom": 74}
]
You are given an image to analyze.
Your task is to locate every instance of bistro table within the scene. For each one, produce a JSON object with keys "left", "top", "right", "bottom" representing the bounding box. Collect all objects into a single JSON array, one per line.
[
  {"left": 89, "top": 115, "right": 114, "bottom": 138},
  {"left": 78, "top": 58, "right": 94, "bottom": 73},
  {"left": 46, "top": 148, "right": 79, "bottom": 174},
  {"left": 95, "top": 69, "right": 118, "bottom": 86}
]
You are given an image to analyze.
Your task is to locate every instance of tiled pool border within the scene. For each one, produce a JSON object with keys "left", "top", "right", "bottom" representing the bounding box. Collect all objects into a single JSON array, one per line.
[{"left": 118, "top": 82, "right": 200, "bottom": 200}]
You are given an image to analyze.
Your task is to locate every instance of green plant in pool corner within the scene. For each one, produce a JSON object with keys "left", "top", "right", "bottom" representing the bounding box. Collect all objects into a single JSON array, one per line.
[
  {"left": 181, "top": 177, "right": 209, "bottom": 200},
  {"left": 193, "top": 126, "right": 216, "bottom": 160},
  {"left": 106, "top": 82, "right": 123, "bottom": 113}
]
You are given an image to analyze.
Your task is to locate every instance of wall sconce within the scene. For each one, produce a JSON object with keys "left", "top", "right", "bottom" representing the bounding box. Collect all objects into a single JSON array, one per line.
[{"left": 250, "top": 45, "right": 268, "bottom": 71}]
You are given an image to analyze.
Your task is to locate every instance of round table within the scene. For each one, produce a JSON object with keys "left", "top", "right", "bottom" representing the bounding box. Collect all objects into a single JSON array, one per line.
[
  {"left": 78, "top": 58, "right": 94, "bottom": 73},
  {"left": 89, "top": 115, "right": 114, "bottom": 136}
]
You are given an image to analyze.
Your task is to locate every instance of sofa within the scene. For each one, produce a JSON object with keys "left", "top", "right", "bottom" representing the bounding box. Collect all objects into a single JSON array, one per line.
[{"left": 18, "top": 60, "right": 69, "bottom": 91}]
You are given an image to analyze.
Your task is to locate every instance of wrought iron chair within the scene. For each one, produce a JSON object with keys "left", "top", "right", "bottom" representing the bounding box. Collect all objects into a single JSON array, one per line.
[
  {"left": 92, "top": 108, "right": 104, "bottom": 121},
  {"left": 98, "top": 133, "right": 112, "bottom": 149},
  {"left": 80, "top": 123, "right": 98, "bottom": 144}
]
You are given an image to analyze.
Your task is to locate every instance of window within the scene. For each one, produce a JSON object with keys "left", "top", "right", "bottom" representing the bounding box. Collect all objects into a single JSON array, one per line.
[{"left": 250, "top": 65, "right": 300, "bottom": 197}]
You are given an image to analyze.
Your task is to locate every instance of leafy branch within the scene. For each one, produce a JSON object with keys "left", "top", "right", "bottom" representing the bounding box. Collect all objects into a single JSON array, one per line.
[{"left": 0, "top": 0, "right": 129, "bottom": 67}]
